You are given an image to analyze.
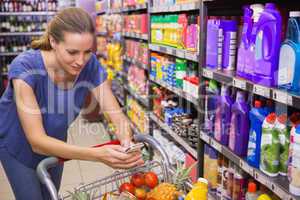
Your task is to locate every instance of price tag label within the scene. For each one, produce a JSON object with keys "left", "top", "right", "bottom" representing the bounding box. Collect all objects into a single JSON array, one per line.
[
  {"left": 273, "top": 185, "right": 286, "bottom": 200},
  {"left": 273, "top": 90, "right": 288, "bottom": 104},
  {"left": 160, "top": 46, "right": 167, "bottom": 53},
  {"left": 254, "top": 84, "right": 270, "bottom": 98},
  {"left": 287, "top": 95, "right": 293, "bottom": 106},
  {"left": 202, "top": 68, "right": 214, "bottom": 79},
  {"left": 239, "top": 160, "right": 254, "bottom": 176},
  {"left": 176, "top": 50, "right": 185, "bottom": 58},
  {"left": 210, "top": 139, "right": 222, "bottom": 152},
  {"left": 233, "top": 78, "right": 247, "bottom": 90},
  {"left": 142, "top": 34, "right": 148, "bottom": 40}
]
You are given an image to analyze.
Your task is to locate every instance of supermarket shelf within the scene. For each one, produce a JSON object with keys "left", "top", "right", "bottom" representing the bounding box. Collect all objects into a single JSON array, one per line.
[
  {"left": 96, "top": 11, "right": 106, "bottom": 15},
  {"left": 0, "top": 52, "right": 20, "bottom": 56},
  {"left": 0, "top": 11, "right": 56, "bottom": 16},
  {"left": 150, "top": 77, "right": 199, "bottom": 108},
  {"left": 199, "top": 131, "right": 298, "bottom": 200},
  {"left": 149, "top": 44, "right": 199, "bottom": 62},
  {"left": 150, "top": 2, "right": 200, "bottom": 13},
  {"left": 150, "top": 112, "right": 197, "bottom": 159},
  {"left": 0, "top": 32, "right": 44, "bottom": 36},
  {"left": 108, "top": 8, "right": 122, "bottom": 14},
  {"left": 124, "top": 85, "right": 150, "bottom": 108},
  {"left": 201, "top": 67, "right": 300, "bottom": 109},
  {"left": 96, "top": 32, "right": 108, "bottom": 37},
  {"left": 122, "top": 32, "right": 148, "bottom": 40},
  {"left": 122, "top": 4, "right": 147, "bottom": 12},
  {"left": 123, "top": 55, "right": 148, "bottom": 70}
]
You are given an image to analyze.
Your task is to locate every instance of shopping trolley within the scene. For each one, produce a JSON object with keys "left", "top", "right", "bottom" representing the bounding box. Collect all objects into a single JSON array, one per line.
[{"left": 37, "top": 134, "right": 192, "bottom": 200}]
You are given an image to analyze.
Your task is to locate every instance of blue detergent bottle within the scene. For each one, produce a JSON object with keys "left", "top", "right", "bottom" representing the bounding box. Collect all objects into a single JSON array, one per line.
[
  {"left": 253, "top": 3, "right": 282, "bottom": 87},
  {"left": 247, "top": 100, "right": 268, "bottom": 168},
  {"left": 278, "top": 11, "right": 300, "bottom": 93}
]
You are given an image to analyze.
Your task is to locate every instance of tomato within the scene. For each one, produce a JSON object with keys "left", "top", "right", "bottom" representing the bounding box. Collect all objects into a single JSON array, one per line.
[
  {"left": 134, "top": 188, "right": 147, "bottom": 200},
  {"left": 131, "top": 173, "right": 145, "bottom": 187},
  {"left": 119, "top": 182, "right": 135, "bottom": 195},
  {"left": 144, "top": 172, "right": 158, "bottom": 189}
]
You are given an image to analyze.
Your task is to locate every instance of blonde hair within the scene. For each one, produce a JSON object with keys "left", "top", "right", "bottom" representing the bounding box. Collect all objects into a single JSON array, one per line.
[{"left": 31, "top": 7, "right": 95, "bottom": 50}]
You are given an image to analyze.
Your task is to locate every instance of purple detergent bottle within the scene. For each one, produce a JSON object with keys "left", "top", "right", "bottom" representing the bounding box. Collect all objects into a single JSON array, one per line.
[
  {"left": 206, "top": 19, "right": 223, "bottom": 69},
  {"left": 214, "top": 85, "right": 234, "bottom": 145},
  {"left": 222, "top": 20, "right": 238, "bottom": 71},
  {"left": 229, "top": 91, "right": 250, "bottom": 157},
  {"left": 253, "top": 3, "right": 282, "bottom": 87}
]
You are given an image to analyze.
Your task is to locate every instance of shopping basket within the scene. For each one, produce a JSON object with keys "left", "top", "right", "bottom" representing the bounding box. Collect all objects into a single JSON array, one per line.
[{"left": 37, "top": 134, "right": 192, "bottom": 200}]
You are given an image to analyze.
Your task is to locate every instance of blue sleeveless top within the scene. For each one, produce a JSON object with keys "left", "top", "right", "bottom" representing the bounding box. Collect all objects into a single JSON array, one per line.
[{"left": 0, "top": 49, "right": 107, "bottom": 168}]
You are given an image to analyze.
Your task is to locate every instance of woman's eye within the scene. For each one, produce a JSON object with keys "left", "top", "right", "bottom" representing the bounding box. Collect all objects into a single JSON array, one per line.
[{"left": 67, "top": 51, "right": 77, "bottom": 55}]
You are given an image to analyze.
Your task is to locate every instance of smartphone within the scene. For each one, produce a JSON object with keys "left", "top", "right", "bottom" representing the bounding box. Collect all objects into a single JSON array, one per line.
[{"left": 124, "top": 143, "right": 144, "bottom": 153}]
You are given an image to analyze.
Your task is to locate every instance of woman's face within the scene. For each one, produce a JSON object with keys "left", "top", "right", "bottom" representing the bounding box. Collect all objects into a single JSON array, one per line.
[{"left": 50, "top": 32, "right": 94, "bottom": 77}]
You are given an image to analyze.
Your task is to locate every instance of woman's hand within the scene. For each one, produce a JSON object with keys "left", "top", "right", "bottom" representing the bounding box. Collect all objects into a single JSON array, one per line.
[{"left": 93, "top": 145, "right": 144, "bottom": 169}]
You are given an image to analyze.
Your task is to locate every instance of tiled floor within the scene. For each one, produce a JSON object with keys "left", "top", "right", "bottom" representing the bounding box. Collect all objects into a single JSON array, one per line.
[{"left": 0, "top": 115, "right": 114, "bottom": 200}]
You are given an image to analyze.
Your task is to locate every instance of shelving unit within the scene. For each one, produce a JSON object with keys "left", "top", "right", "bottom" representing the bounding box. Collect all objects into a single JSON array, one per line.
[
  {"left": 123, "top": 55, "right": 148, "bottom": 70},
  {"left": 150, "top": 2, "right": 200, "bottom": 13},
  {"left": 122, "top": 32, "right": 149, "bottom": 40},
  {"left": 122, "top": 3, "right": 147, "bottom": 12},
  {"left": 0, "top": 32, "right": 44, "bottom": 36},
  {"left": 0, "top": 52, "right": 20, "bottom": 56},
  {"left": 0, "top": 11, "right": 56, "bottom": 16}
]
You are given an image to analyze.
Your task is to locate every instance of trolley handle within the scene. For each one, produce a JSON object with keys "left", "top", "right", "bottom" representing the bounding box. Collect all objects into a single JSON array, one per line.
[{"left": 36, "top": 134, "right": 171, "bottom": 200}]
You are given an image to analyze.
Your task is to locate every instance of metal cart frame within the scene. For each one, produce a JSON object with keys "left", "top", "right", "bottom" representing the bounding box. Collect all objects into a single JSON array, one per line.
[{"left": 37, "top": 134, "right": 175, "bottom": 200}]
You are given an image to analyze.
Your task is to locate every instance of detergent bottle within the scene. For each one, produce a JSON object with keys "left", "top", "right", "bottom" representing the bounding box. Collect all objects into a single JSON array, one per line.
[
  {"left": 253, "top": 3, "right": 282, "bottom": 87},
  {"left": 229, "top": 90, "right": 250, "bottom": 157},
  {"left": 247, "top": 100, "right": 268, "bottom": 168},
  {"left": 185, "top": 178, "right": 208, "bottom": 200},
  {"left": 278, "top": 11, "right": 300, "bottom": 93}
]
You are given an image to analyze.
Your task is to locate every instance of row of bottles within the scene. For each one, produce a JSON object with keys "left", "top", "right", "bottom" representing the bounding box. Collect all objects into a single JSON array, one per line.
[
  {"left": 0, "top": 36, "right": 37, "bottom": 53},
  {"left": 0, "top": 16, "right": 48, "bottom": 32},
  {"left": 0, "top": 57, "right": 13, "bottom": 75},
  {"left": 0, "top": 0, "right": 57, "bottom": 12}
]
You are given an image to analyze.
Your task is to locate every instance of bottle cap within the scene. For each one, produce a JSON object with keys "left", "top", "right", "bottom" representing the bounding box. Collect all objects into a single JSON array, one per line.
[
  {"left": 290, "top": 11, "right": 300, "bottom": 17},
  {"left": 266, "top": 113, "right": 277, "bottom": 124},
  {"left": 248, "top": 182, "right": 257, "bottom": 193},
  {"left": 254, "top": 100, "right": 262, "bottom": 108},
  {"left": 197, "top": 178, "right": 208, "bottom": 185}
]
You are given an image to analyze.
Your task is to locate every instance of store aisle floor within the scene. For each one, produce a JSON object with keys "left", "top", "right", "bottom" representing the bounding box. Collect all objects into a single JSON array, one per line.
[{"left": 0, "top": 115, "right": 114, "bottom": 200}]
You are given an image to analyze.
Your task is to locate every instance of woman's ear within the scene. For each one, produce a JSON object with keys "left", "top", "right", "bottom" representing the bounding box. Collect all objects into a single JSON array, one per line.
[{"left": 49, "top": 35, "right": 58, "bottom": 50}]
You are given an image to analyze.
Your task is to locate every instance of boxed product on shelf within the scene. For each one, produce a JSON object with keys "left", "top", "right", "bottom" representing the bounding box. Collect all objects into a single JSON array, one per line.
[
  {"left": 152, "top": 0, "right": 198, "bottom": 8},
  {"left": 124, "top": 14, "right": 148, "bottom": 34},
  {"left": 95, "top": 0, "right": 107, "bottom": 13},
  {"left": 110, "top": 0, "right": 122, "bottom": 10},
  {"left": 125, "top": 40, "right": 148, "bottom": 65},
  {"left": 151, "top": 13, "right": 199, "bottom": 51},
  {"left": 127, "top": 64, "right": 148, "bottom": 97},
  {"left": 123, "top": 0, "right": 146, "bottom": 7},
  {"left": 126, "top": 96, "right": 149, "bottom": 134}
]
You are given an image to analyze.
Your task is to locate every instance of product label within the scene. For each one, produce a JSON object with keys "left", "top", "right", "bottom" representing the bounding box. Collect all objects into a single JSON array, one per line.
[
  {"left": 247, "top": 129, "right": 257, "bottom": 158},
  {"left": 278, "top": 44, "right": 296, "bottom": 86},
  {"left": 229, "top": 114, "right": 236, "bottom": 151}
]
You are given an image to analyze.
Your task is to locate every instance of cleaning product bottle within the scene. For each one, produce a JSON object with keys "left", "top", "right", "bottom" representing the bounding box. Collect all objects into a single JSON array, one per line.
[
  {"left": 247, "top": 100, "right": 268, "bottom": 168},
  {"left": 206, "top": 19, "right": 223, "bottom": 69},
  {"left": 257, "top": 194, "right": 272, "bottom": 200},
  {"left": 288, "top": 124, "right": 300, "bottom": 196},
  {"left": 175, "top": 58, "right": 187, "bottom": 89},
  {"left": 276, "top": 114, "right": 290, "bottom": 176},
  {"left": 229, "top": 90, "right": 250, "bottom": 157},
  {"left": 185, "top": 178, "right": 208, "bottom": 200},
  {"left": 222, "top": 20, "right": 238, "bottom": 71},
  {"left": 253, "top": 3, "right": 282, "bottom": 87},
  {"left": 204, "top": 80, "right": 220, "bottom": 135},
  {"left": 215, "top": 85, "right": 233, "bottom": 145},
  {"left": 238, "top": 4, "right": 265, "bottom": 81},
  {"left": 278, "top": 11, "right": 300, "bottom": 92},
  {"left": 245, "top": 182, "right": 258, "bottom": 200},
  {"left": 260, "top": 112, "right": 280, "bottom": 177}
]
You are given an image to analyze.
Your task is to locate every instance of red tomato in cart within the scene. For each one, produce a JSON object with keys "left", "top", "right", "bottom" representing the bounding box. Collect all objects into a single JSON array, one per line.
[
  {"left": 130, "top": 173, "right": 145, "bottom": 187},
  {"left": 144, "top": 172, "right": 158, "bottom": 189},
  {"left": 119, "top": 182, "right": 135, "bottom": 195}
]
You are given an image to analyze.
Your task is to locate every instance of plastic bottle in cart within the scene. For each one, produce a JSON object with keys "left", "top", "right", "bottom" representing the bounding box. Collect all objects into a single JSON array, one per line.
[
  {"left": 185, "top": 178, "right": 208, "bottom": 200},
  {"left": 260, "top": 113, "right": 280, "bottom": 177},
  {"left": 253, "top": 3, "right": 282, "bottom": 87},
  {"left": 245, "top": 182, "right": 258, "bottom": 200},
  {"left": 278, "top": 11, "right": 300, "bottom": 92},
  {"left": 288, "top": 124, "right": 300, "bottom": 196},
  {"left": 222, "top": 20, "right": 238, "bottom": 71},
  {"left": 229, "top": 90, "right": 250, "bottom": 157},
  {"left": 247, "top": 100, "right": 268, "bottom": 168}
]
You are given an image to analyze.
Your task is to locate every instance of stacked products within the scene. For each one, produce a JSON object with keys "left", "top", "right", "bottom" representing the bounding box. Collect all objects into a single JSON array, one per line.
[
  {"left": 150, "top": 53, "right": 199, "bottom": 98},
  {"left": 127, "top": 65, "right": 148, "bottom": 98},
  {"left": 0, "top": 0, "right": 57, "bottom": 12},
  {"left": 152, "top": 0, "right": 198, "bottom": 8},
  {"left": 151, "top": 13, "right": 199, "bottom": 51},
  {"left": 126, "top": 96, "right": 149, "bottom": 134},
  {"left": 110, "top": 0, "right": 122, "bottom": 10},
  {"left": 95, "top": 0, "right": 107, "bottom": 13},
  {"left": 123, "top": 14, "right": 148, "bottom": 35},
  {"left": 0, "top": 16, "right": 48, "bottom": 33},
  {"left": 123, "top": 0, "right": 146, "bottom": 7},
  {"left": 96, "top": 14, "right": 123, "bottom": 36},
  {"left": 125, "top": 40, "right": 148, "bottom": 65},
  {"left": 0, "top": 36, "right": 38, "bottom": 54},
  {"left": 204, "top": 79, "right": 300, "bottom": 196}
]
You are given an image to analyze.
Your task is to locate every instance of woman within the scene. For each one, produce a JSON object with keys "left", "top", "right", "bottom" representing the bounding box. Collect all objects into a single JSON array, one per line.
[{"left": 0, "top": 7, "right": 143, "bottom": 200}]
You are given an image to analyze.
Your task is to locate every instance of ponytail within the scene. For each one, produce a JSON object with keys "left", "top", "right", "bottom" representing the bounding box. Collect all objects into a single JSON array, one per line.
[{"left": 31, "top": 32, "right": 52, "bottom": 50}]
